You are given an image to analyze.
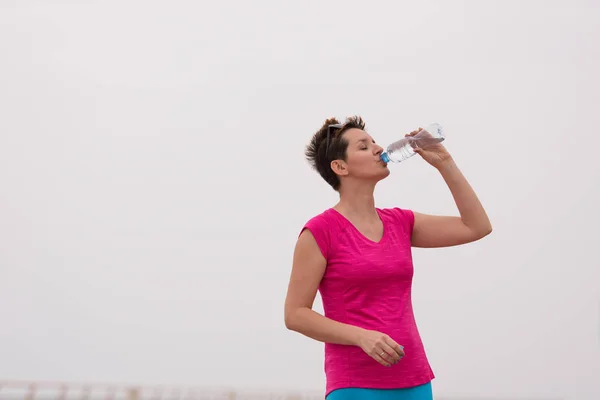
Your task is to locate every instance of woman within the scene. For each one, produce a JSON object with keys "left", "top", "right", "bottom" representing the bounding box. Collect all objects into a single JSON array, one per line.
[{"left": 284, "top": 116, "right": 492, "bottom": 400}]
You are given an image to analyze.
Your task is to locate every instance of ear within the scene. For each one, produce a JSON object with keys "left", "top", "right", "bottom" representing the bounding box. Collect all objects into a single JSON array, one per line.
[{"left": 330, "top": 159, "right": 349, "bottom": 176}]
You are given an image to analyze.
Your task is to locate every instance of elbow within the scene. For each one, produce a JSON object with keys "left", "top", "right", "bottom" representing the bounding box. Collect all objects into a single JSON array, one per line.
[
  {"left": 485, "top": 221, "right": 493, "bottom": 236},
  {"left": 468, "top": 223, "right": 492, "bottom": 242},
  {"left": 284, "top": 315, "right": 293, "bottom": 331},
  {"left": 285, "top": 306, "right": 308, "bottom": 332},
  {"left": 284, "top": 309, "right": 298, "bottom": 331},
  {"left": 478, "top": 223, "right": 493, "bottom": 239}
]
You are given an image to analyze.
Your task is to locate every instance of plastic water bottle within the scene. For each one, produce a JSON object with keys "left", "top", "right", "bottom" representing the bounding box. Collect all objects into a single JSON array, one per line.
[{"left": 380, "top": 123, "right": 445, "bottom": 163}]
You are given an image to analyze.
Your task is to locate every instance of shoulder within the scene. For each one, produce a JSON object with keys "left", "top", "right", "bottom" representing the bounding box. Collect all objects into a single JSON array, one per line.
[
  {"left": 302, "top": 208, "right": 337, "bottom": 232},
  {"left": 378, "top": 207, "right": 415, "bottom": 235},
  {"left": 299, "top": 209, "right": 340, "bottom": 260}
]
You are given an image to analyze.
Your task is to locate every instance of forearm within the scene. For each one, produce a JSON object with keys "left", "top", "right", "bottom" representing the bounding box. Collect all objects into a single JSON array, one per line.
[
  {"left": 438, "top": 159, "right": 492, "bottom": 235},
  {"left": 285, "top": 307, "right": 365, "bottom": 346}
]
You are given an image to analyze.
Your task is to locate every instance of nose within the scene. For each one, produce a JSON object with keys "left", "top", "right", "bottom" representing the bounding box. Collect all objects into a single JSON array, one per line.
[{"left": 374, "top": 144, "right": 384, "bottom": 156}]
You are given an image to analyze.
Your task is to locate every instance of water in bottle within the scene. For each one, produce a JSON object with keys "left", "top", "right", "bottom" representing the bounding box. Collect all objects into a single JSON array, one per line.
[{"left": 380, "top": 123, "right": 445, "bottom": 163}]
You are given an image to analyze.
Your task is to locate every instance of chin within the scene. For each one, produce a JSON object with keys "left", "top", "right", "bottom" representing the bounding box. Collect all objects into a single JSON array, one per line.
[{"left": 375, "top": 168, "right": 391, "bottom": 181}]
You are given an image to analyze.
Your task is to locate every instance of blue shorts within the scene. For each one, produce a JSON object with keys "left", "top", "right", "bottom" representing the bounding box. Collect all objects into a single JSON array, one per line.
[{"left": 326, "top": 382, "right": 433, "bottom": 400}]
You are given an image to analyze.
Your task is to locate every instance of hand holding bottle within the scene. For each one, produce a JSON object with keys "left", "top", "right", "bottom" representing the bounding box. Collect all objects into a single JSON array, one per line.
[
  {"left": 380, "top": 123, "right": 450, "bottom": 169},
  {"left": 407, "top": 126, "right": 453, "bottom": 170}
]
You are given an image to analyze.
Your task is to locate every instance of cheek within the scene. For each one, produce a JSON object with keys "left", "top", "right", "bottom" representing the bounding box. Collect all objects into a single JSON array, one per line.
[{"left": 347, "top": 153, "right": 375, "bottom": 171}]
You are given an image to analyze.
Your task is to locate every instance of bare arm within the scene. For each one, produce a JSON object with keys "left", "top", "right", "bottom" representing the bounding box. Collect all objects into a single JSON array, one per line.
[
  {"left": 284, "top": 229, "right": 365, "bottom": 345},
  {"left": 412, "top": 159, "right": 493, "bottom": 248},
  {"left": 284, "top": 229, "right": 405, "bottom": 366}
]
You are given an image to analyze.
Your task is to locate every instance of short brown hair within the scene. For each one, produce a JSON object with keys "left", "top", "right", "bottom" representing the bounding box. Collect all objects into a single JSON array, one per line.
[{"left": 305, "top": 115, "right": 366, "bottom": 191}]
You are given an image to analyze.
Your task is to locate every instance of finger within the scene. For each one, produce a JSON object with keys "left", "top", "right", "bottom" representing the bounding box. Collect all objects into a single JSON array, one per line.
[
  {"left": 373, "top": 351, "right": 392, "bottom": 367},
  {"left": 377, "top": 347, "right": 395, "bottom": 364},
  {"left": 379, "top": 343, "right": 401, "bottom": 363},
  {"left": 383, "top": 339, "right": 405, "bottom": 360},
  {"left": 406, "top": 128, "right": 421, "bottom": 137},
  {"left": 396, "top": 344, "right": 406, "bottom": 358}
]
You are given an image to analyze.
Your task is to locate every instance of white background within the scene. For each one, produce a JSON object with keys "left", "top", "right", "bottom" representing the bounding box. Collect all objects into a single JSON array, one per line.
[{"left": 1, "top": 1, "right": 599, "bottom": 399}]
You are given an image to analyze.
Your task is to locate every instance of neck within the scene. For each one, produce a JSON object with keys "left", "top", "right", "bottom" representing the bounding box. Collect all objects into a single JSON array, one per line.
[{"left": 335, "top": 181, "right": 377, "bottom": 219}]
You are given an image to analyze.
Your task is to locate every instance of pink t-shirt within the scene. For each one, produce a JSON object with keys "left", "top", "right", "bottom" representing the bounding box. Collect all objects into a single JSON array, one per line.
[{"left": 301, "top": 207, "right": 435, "bottom": 397}]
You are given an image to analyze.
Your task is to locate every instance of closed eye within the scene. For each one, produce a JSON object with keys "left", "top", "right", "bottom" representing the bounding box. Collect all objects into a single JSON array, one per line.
[{"left": 358, "top": 138, "right": 375, "bottom": 149}]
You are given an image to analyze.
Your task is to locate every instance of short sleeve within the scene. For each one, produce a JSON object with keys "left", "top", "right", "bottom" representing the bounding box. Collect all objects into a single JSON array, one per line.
[
  {"left": 390, "top": 207, "right": 415, "bottom": 237},
  {"left": 299, "top": 214, "right": 331, "bottom": 260}
]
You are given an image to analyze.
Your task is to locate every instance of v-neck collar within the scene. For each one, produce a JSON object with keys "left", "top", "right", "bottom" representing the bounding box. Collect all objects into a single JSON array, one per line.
[{"left": 329, "top": 208, "right": 387, "bottom": 245}]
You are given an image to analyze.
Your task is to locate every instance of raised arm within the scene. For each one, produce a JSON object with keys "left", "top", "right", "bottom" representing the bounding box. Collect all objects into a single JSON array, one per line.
[{"left": 405, "top": 129, "right": 492, "bottom": 248}]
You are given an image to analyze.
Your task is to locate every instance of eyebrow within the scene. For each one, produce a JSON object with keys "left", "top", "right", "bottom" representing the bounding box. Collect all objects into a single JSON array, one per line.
[{"left": 357, "top": 138, "right": 375, "bottom": 144}]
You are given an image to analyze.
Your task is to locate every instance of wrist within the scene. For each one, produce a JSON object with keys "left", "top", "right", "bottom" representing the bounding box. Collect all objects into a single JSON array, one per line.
[
  {"left": 350, "top": 326, "right": 368, "bottom": 347},
  {"left": 436, "top": 157, "right": 456, "bottom": 172}
]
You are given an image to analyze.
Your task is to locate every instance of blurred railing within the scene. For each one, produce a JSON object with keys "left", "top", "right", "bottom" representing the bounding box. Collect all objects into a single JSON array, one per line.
[
  {"left": 0, "top": 381, "right": 323, "bottom": 400},
  {"left": 0, "top": 380, "right": 568, "bottom": 400}
]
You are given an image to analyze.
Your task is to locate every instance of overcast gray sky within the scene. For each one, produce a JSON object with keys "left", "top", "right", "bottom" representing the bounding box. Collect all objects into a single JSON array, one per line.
[{"left": 0, "top": 1, "right": 599, "bottom": 399}]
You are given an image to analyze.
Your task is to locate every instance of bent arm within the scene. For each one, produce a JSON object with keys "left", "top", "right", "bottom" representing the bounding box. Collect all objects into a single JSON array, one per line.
[
  {"left": 284, "top": 229, "right": 365, "bottom": 345},
  {"left": 412, "top": 160, "right": 492, "bottom": 248}
]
